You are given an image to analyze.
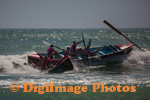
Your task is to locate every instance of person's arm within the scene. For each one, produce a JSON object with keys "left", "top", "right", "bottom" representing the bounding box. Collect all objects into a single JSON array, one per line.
[
  {"left": 92, "top": 47, "right": 104, "bottom": 54},
  {"left": 69, "top": 51, "right": 76, "bottom": 55},
  {"left": 75, "top": 40, "right": 83, "bottom": 45}
]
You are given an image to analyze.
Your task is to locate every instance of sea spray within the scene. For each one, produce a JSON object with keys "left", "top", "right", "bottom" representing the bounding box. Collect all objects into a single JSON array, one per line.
[
  {"left": 124, "top": 51, "right": 150, "bottom": 65},
  {"left": 0, "top": 51, "right": 40, "bottom": 74}
]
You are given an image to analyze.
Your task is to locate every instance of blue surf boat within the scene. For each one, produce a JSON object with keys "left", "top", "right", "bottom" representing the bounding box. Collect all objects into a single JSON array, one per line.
[{"left": 59, "top": 44, "right": 133, "bottom": 66}]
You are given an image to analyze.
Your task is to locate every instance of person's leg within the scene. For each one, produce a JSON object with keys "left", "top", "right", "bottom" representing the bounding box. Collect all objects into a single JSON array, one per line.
[
  {"left": 77, "top": 48, "right": 85, "bottom": 55},
  {"left": 50, "top": 64, "right": 55, "bottom": 68}
]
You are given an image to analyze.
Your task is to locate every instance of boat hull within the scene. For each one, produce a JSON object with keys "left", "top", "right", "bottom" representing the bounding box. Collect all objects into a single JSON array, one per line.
[
  {"left": 28, "top": 54, "right": 73, "bottom": 73},
  {"left": 47, "top": 56, "right": 73, "bottom": 73},
  {"left": 59, "top": 44, "right": 133, "bottom": 66},
  {"left": 72, "top": 44, "right": 133, "bottom": 66}
]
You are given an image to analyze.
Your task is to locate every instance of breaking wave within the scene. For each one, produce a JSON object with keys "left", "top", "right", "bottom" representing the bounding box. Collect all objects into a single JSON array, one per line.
[
  {"left": 124, "top": 50, "right": 150, "bottom": 65},
  {"left": 0, "top": 51, "right": 41, "bottom": 75}
]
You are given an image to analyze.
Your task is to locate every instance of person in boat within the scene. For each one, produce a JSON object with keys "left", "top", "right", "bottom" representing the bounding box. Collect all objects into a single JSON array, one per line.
[
  {"left": 46, "top": 55, "right": 56, "bottom": 68},
  {"left": 71, "top": 41, "right": 84, "bottom": 55},
  {"left": 37, "top": 53, "right": 55, "bottom": 71},
  {"left": 28, "top": 60, "right": 37, "bottom": 68},
  {"left": 64, "top": 47, "right": 76, "bottom": 57},
  {"left": 47, "top": 45, "right": 61, "bottom": 58},
  {"left": 86, "top": 39, "right": 104, "bottom": 57},
  {"left": 28, "top": 61, "right": 41, "bottom": 70}
]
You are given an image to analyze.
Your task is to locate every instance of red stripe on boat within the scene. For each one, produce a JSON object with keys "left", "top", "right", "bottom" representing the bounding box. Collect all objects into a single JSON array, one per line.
[{"left": 116, "top": 44, "right": 133, "bottom": 50}]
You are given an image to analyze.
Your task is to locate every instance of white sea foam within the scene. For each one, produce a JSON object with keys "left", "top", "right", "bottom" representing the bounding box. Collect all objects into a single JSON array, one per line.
[
  {"left": 0, "top": 51, "right": 41, "bottom": 74},
  {"left": 1, "top": 73, "right": 150, "bottom": 88},
  {"left": 124, "top": 50, "right": 150, "bottom": 65}
]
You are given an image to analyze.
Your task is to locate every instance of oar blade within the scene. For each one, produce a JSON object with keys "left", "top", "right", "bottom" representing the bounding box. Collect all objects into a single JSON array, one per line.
[
  {"left": 43, "top": 40, "right": 51, "bottom": 46},
  {"left": 81, "top": 33, "right": 86, "bottom": 50}
]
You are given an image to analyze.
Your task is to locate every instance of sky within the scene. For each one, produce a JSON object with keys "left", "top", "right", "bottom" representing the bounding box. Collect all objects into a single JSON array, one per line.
[{"left": 0, "top": 0, "right": 150, "bottom": 28}]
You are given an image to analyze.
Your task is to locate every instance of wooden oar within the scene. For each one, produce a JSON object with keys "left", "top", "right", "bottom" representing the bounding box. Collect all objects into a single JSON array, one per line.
[
  {"left": 43, "top": 40, "right": 51, "bottom": 46},
  {"left": 43, "top": 40, "right": 82, "bottom": 58},
  {"left": 81, "top": 33, "right": 90, "bottom": 66},
  {"left": 81, "top": 33, "right": 86, "bottom": 50},
  {"left": 87, "top": 39, "right": 91, "bottom": 48},
  {"left": 43, "top": 40, "right": 65, "bottom": 51},
  {"left": 103, "top": 20, "right": 145, "bottom": 52}
]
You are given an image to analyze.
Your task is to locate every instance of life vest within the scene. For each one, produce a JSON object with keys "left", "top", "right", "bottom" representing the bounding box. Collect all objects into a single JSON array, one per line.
[
  {"left": 31, "top": 62, "right": 35, "bottom": 66},
  {"left": 71, "top": 43, "right": 76, "bottom": 53},
  {"left": 47, "top": 47, "right": 52, "bottom": 57},
  {"left": 64, "top": 50, "right": 67, "bottom": 56},
  {"left": 86, "top": 49, "right": 92, "bottom": 56},
  {"left": 43, "top": 57, "right": 54, "bottom": 66},
  {"left": 48, "top": 58, "right": 54, "bottom": 62}
]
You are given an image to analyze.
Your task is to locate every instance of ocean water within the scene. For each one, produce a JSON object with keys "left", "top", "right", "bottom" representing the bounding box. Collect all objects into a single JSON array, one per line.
[{"left": 0, "top": 28, "right": 150, "bottom": 100}]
